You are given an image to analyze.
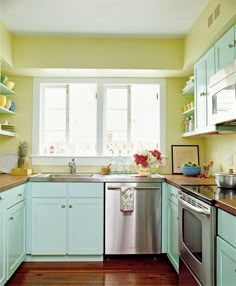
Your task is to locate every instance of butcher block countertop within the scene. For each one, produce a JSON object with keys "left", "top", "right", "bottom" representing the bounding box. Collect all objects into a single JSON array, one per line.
[
  {"left": 164, "top": 174, "right": 216, "bottom": 187},
  {"left": 0, "top": 173, "right": 235, "bottom": 216},
  {"left": 165, "top": 174, "right": 236, "bottom": 216},
  {"left": 0, "top": 174, "right": 28, "bottom": 192}
]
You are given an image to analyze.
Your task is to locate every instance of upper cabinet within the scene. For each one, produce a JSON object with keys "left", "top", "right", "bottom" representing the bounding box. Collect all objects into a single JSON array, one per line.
[
  {"left": 182, "top": 23, "right": 236, "bottom": 137},
  {"left": 215, "top": 24, "right": 236, "bottom": 72},
  {"left": 194, "top": 46, "right": 215, "bottom": 134}
]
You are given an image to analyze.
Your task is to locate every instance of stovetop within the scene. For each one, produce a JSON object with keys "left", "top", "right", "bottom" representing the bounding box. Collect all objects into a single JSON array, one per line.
[{"left": 181, "top": 185, "right": 236, "bottom": 204}]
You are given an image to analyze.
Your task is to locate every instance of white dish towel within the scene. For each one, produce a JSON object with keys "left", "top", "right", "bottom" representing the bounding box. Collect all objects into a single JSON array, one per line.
[{"left": 120, "top": 186, "right": 134, "bottom": 212}]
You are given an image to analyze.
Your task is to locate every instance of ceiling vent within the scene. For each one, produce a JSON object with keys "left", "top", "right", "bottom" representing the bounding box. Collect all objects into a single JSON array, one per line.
[
  {"left": 214, "top": 4, "right": 221, "bottom": 20},
  {"left": 208, "top": 13, "right": 214, "bottom": 28}
]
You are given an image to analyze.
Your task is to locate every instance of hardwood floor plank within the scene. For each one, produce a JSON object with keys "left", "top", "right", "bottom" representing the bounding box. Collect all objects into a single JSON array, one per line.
[{"left": 6, "top": 255, "right": 178, "bottom": 286}]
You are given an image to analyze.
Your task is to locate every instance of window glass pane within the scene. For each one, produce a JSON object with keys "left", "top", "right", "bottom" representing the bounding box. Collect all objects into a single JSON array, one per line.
[
  {"left": 105, "top": 86, "right": 128, "bottom": 153},
  {"left": 69, "top": 84, "right": 97, "bottom": 156},
  {"left": 131, "top": 84, "right": 160, "bottom": 151},
  {"left": 40, "top": 83, "right": 97, "bottom": 156},
  {"left": 42, "top": 86, "right": 67, "bottom": 154},
  {"left": 106, "top": 87, "right": 127, "bottom": 109},
  {"left": 106, "top": 110, "right": 127, "bottom": 131}
]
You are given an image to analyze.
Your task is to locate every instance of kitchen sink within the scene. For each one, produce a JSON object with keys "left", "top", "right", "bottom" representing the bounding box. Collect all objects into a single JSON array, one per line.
[
  {"left": 29, "top": 173, "right": 97, "bottom": 182},
  {"left": 48, "top": 173, "right": 94, "bottom": 178}
]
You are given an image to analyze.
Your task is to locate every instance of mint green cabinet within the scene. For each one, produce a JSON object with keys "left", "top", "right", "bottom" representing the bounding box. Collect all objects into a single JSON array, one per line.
[
  {"left": 215, "top": 24, "right": 236, "bottom": 72},
  {"left": 30, "top": 182, "right": 104, "bottom": 260},
  {"left": 194, "top": 46, "right": 215, "bottom": 133},
  {"left": 68, "top": 197, "right": 103, "bottom": 255},
  {"left": 7, "top": 200, "right": 25, "bottom": 279},
  {"left": 31, "top": 198, "right": 67, "bottom": 254},
  {"left": 217, "top": 209, "right": 236, "bottom": 286},
  {"left": 217, "top": 237, "right": 236, "bottom": 286},
  {"left": 167, "top": 184, "right": 179, "bottom": 273},
  {"left": 0, "top": 193, "right": 6, "bottom": 286}
]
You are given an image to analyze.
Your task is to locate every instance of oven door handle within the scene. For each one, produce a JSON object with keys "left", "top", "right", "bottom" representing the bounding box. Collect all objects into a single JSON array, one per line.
[{"left": 179, "top": 196, "right": 210, "bottom": 217}]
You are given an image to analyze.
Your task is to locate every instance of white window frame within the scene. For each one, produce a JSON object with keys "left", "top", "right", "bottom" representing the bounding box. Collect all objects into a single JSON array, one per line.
[{"left": 32, "top": 77, "right": 166, "bottom": 166}]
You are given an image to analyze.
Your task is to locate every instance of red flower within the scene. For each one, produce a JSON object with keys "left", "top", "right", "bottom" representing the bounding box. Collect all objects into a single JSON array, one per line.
[
  {"left": 150, "top": 149, "right": 162, "bottom": 163},
  {"left": 134, "top": 154, "right": 149, "bottom": 167}
]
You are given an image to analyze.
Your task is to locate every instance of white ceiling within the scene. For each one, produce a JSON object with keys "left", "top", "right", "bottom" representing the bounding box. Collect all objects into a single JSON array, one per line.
[{"left": 0, "top": 0, "right": 208, "bottom": 37}]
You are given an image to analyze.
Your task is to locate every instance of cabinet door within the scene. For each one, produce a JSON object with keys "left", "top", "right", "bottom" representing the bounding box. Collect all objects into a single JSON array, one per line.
[
  {"left": 215, "top": 25, "right": 235, "bottom": 71},
  {"left": 7, "top": 201, "right": 25, "bottom": 280},
  {"left": 195, "top": 58, "right": 207, "bottom": 131},
  {"left": 195, "top": 46, "right": 215, "bottom": 132},
  {"left": 31, "top": 198, "right": 67, "bottom": 255},
  {"left": 0, "top": 195, "right": 6, "bottom": 286},
  {"left": 167, "top": 199, "right": 179, "bottom": 273},
  {"left": 217, "top": 236, "right": 236, "bottom": 286},
  {"left": 68, "top": 198, "right": 103, "bottom": 255}
]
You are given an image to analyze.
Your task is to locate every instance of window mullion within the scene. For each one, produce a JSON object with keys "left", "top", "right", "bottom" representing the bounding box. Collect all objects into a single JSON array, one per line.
[
  {"left": 127, "top": 85, "right": 132, "bottom": 146},
  {"left": 66, "top": 84, "right": 70, "bottom": 147}
]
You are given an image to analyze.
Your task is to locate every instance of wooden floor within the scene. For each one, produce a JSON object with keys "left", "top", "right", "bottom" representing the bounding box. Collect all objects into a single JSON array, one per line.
[{"left": 6, "top": 255, "right": 178, "bottom": 286}]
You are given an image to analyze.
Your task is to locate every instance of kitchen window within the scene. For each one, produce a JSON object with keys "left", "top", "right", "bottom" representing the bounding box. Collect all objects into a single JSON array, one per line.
[{"left": 32, "top": 77, "right": 166, "bottom": 165}]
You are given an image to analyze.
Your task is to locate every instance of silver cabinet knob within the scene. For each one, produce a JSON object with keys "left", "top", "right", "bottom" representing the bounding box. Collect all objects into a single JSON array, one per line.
[
  {"left": 9, "top": 217, "right": 14, "bottom": 220},
  {"left": 69, "top": 205, "right": 72, "bottom": 208},
  {"left": 228, "top": 40, "right": 236, "bottom": 48},
  {"left": 0, "top": 196, "right": 2, "bottom": 200},
  {"left": 18, "top": 193, "right": 22, "bottom": 197},
  {"left": 200, "top": 92, "right": 206, "bottom": 96},
  {"left": 61, "top": 204, "right": 65, "bottom": 208}
]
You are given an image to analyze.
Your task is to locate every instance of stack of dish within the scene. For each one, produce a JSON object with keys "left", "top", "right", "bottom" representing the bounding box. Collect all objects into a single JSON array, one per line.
[{"left": 0, "top": 95, "right": 7, "bottom": 107}]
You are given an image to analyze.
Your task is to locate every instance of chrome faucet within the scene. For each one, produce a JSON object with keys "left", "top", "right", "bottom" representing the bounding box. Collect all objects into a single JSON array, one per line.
[{"left": 68, "top": 158, "right": 76, "bottom": 174}]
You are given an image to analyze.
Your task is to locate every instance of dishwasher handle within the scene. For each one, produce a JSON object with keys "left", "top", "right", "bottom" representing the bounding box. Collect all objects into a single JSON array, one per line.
[
  {"left": 134, "top": 186, "right": 161, "bottom": 190},
  {"left": 107, "top": 186, "right": 161, "bottom": 190}
]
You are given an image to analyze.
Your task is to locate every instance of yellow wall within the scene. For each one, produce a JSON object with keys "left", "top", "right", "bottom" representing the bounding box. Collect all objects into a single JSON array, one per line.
[
  {"left": 0, "top": 21, "right": 13, "bottom": 66},
  {"left": 12, "top": 37, "right": 184, "bottom": 70},
  {"left": 204, "top": 133, "right": 236, "bottom": 174}
]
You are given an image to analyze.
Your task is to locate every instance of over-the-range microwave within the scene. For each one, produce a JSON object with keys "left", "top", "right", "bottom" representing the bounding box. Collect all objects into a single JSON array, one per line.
[{"left": 208, "top": 60, "right": 236, "bottom": 125}]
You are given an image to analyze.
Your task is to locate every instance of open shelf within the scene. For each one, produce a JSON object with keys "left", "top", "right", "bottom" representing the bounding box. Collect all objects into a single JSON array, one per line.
[
  {"left": 182, "top": 82, "right": 194, "bottom": 96},
  {"left": 0, "top": 83, "right": 15, "bottom": 95},
  {"left": 0, "top": 106, "right": 15, "bottom": 115},
  {"left": 0, "top": 130, "right": 16, "bottom": 137},
  {"left": 182, "top": 108, "right": 194, "bottom": 115}
]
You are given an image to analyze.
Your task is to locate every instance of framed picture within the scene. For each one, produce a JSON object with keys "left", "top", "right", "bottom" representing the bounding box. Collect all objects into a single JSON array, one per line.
[{"left": 171, "top": 145, "right": 199, "bottom": 174}]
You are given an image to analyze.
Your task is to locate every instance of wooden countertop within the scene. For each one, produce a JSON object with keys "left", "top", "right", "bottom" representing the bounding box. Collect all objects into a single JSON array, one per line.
[
  {"left": 165, "top": 174, "right": 236, "bottom": 216},
  {"left": 0, "top": 174, "right": 28, "bottom": 192},
  {"left": 164, "top": 174, "right": 216, "bottom": 187},
  {"left": 0, "top": 173, "right": 235, "bottom": 216}
]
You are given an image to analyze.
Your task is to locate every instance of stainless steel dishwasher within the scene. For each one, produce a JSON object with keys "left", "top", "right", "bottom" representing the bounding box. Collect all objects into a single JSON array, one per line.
[{"left": 105, "top": 182, "right": 162, "bottom": 255}]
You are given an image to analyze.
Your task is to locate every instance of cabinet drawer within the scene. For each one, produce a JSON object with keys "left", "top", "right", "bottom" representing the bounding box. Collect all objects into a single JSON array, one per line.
[
  {"left": 218, "top": 209, "right": 236, "bottom": 247},
  {"left": 31, "top": 182, "right": 67, "bottom": 197},
  {"left": 68, "top": 183, "right": 104, "bottom": 198},
  {"left": 6, "top": 184, "right": 25, "bottom": 209},
  {"left": 168, "top": 185, "right": 179, "bottom": 205}
]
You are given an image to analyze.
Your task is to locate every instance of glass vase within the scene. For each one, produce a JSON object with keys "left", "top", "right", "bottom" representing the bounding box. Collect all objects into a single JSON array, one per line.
[{"left": 138, "top": 165, "right": 151, "bottom": 177}]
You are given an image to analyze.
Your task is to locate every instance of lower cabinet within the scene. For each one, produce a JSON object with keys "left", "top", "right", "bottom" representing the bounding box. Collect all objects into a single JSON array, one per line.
[
  {"left": 7, "top": 200, "right": 25, "bottom": 280},
  {"left": 217, "top": 209, "right": 236, "bottom": 286},
  {"left": 167, "top": 184, "right": 179, "bottom": 273},
  {"left": 0, "top": 193, "right": 6, "bottom": 286},
  {"left": 30, "top": 182, "right": 104, "bottom": 260},
  {"left": 0, "top": 184, "right": 26, "bottom": 285},
  {"left": 217, "top": 236, "right": 236, "bottom": 286}
]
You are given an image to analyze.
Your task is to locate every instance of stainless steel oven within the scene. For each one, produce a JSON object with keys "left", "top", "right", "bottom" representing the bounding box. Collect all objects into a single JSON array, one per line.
[
  {"left": 178, "top": 190, "right": 216, "bottom": 286},
  {"left": 208, "top": 59, "right": 236, "bottom": 125}
]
